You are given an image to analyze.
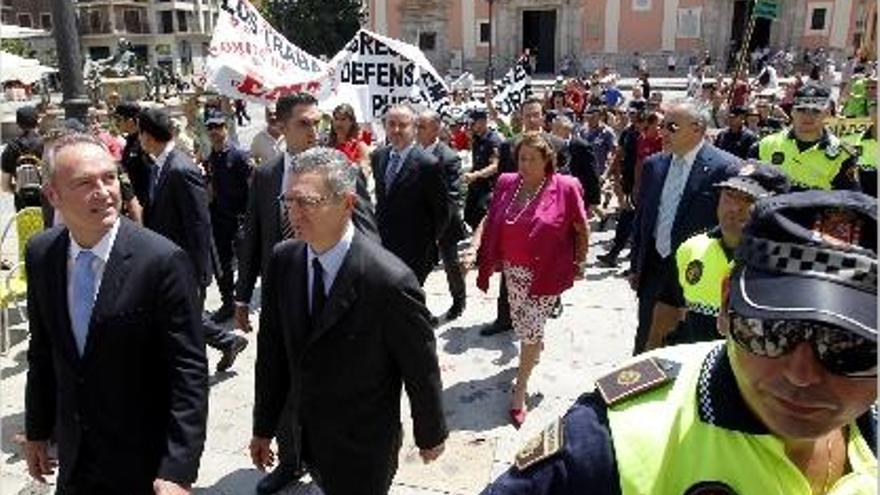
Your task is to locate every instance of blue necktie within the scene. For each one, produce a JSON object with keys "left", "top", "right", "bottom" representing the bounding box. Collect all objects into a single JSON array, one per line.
[
  {"left": 148, "top": 164, "right": 160, "bottom": 203},
  {"left": 71, "top": 250, "right": 97, "bottom": 356},
  {"left": 655, "top": 156, "right": 687, "bottom": 258},
  {"left": 384, "top": 151, "right": 402, "bottom": 190}
]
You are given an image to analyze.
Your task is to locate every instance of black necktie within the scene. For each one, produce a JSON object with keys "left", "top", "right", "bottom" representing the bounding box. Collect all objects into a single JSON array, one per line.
[{"left": 311, "top": 258, "right": 326, "bottom": 321}]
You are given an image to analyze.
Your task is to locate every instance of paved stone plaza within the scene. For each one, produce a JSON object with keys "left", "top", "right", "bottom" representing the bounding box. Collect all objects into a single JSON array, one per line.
[{"left": 0, "top": 193, "right": 637, "bottom": 494}]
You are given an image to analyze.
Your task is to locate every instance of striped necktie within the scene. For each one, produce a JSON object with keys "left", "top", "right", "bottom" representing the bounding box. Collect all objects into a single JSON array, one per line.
[
  {"left": 655, "top": 155, "right": 687, "bottom": 258},
  {"left": 71, "top": 250, "right": 97, "bottom": 356},
  {"left": 384, "top": 150, "right": 403, "bottom": 190}
]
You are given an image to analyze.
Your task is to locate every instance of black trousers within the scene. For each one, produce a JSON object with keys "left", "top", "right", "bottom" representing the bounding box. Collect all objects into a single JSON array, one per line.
[
  {"left": 634, "top": 246, "right": 674, "bottom": 355},
  {"left": 211, "top": 213, "right": 239, "bottom": 306},
  {"left": 607, "top": 207, "right": 636, "bottom": 259},
  {"left": 58, "top": 440, "right": 151, "bottom": 495},
  {"left": 496, "top": 274, "right": 512, "bottom": 326},
  {"left": 438, "top": 232, "right": 466, "bottom": 303},
  {"left": 198, "top": 287, "right": 238, "bottom": 351}
]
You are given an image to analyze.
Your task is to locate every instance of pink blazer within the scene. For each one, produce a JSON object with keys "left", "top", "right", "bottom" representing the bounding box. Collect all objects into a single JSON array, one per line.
[{"left": 477, "top": 173, "right": 587, "bottom": 296}]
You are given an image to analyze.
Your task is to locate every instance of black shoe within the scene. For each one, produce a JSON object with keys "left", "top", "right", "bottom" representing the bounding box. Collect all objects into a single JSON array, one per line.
[
  {"left": 479, "top": 320, "right": 512, "bottom": 336},
  {"left": 428, "top": 314, "right": 440, "bottom": 328},
  {"left": 596, "top": 253, "right": 619, "bottom": 268},
  {"left": 444, "top": 299, "right": 466, "bottom": 321},
  {"left": 216, "top": 336, "right": 247, "bottom": 373},
  {"left": 210, "top": 303, "right": 235, "bottom": 323},
  {"left": 256, "top": 463, "right": 306, "bottom": 495},
  {"left": 549, "top": 299, "right": 563, "bottom": 319}
]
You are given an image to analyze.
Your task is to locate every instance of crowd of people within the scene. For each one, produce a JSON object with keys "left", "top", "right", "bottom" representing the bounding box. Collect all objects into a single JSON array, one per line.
[{"left": 1, "top": 47, "right": 877, "bottom": 495}]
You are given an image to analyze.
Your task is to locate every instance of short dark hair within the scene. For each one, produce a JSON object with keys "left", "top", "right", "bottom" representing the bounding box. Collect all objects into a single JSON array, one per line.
[
  {"left": 138, "top": 108, "right": 174, "bottom": 142},
  {"left": 276, "top": 92, "right": 318, "bottom": 124}
]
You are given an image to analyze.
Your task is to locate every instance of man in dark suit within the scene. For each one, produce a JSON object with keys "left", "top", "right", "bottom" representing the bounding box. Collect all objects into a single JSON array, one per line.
[
  {"left": 251, "top": 147, "right": 447, "bottom": 495},
  {"left": 233, "top": 92, "right": 378, "bottom": 494},
  {"left": 24, "top": 133, "right": 208, "bottom": 494},
  {"left": 138, "top": 108, "right": 247, "bottom": 372},
  {"left": 630, "top": 99, "right": 739, "bottom": 354},
  {"left": 417, "top": 109, "right": 467, "bottom": 321},
  {"left": 371, "top": 104, "right": 449, "bottom": 285}
]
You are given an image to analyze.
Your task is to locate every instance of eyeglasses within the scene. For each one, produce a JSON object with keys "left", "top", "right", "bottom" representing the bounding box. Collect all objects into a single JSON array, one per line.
[
  {"left": 206, "top": 123, "right": 225, "bottom": 130},
  {"left": 728, "top": 312, "right": 877, "bottom": 378},
  {"left": 279, "top": 193, "right": 339, "bottom": 210}
]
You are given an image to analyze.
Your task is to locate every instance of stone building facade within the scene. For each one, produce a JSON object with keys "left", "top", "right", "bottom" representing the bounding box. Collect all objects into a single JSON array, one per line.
[{"left": 366, "top": 0, "right": 875, "bottom": 76}]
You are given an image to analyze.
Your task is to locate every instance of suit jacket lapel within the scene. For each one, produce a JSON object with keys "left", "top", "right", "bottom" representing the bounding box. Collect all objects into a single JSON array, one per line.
[
  {"left": 644, "top": 154, "right": 672, "bottom": 235},
  {"left": 307, "top": 232, "right": 362, "bottom": 346},
  {"left": 48, "top": 230, "right": 80, "bottom": 365},
  {"left": 389, "top": 149, "right": 419, "bottom": 195},
  {"left": 270, "top": 156, "right": 285, "bottom": 239},
  {"left": 289, "top": 243, "right": 310, "bottom": 349},
  {"left": 83, "top": 220, "right": 135, "bottom": 361},
  {"left": 674, "top": 145, "right": 712, "bottom": 227}
]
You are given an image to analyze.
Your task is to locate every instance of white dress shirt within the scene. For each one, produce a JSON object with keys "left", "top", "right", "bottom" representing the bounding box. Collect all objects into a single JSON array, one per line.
[{"left": 306, "top": 221, "right": 355, "bottom": 309}]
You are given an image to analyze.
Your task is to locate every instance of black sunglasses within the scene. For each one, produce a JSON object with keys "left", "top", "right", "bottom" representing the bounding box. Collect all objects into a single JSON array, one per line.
[
  {"left": 728, "top": 312, "right": 877, "bottom": 378},
  {"left": 206, "top": 123, "right": 225, "bottom": 130}
]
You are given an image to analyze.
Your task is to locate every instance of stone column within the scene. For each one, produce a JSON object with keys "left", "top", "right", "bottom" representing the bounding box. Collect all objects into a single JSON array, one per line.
[{"left": 604, "top": 0, "right": 620, "bottom": 53}]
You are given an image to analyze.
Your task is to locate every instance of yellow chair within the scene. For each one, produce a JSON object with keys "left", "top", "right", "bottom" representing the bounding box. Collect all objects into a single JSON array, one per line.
[{"left": 1, "top": 207, "right": 44, "bottom": 354}]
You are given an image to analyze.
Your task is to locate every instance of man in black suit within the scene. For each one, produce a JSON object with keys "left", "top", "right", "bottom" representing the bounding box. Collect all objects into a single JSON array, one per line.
[
  {"left": 251, "top": 147, "right": 447, "bottom": 495},
  {"left": 371, "top": 104, "right": 449, "bottom": 285},
  {"left": 416, "top": 110, "right": 467, "bottom": 321},
  {"left": 138, "top": 108, "right": 247, "bottom": 372},
  {"left": 24, "top": 133, "right": 208, "bottom": 494},
  {"left": 233, "top": 92, "right": 378, "bottom": 494},
  {"left": 629, "top": 99, "right": 739, "bottom": 354}
]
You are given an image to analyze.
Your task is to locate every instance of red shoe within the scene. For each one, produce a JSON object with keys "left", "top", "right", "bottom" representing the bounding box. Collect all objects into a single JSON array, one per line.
[{"left": 509, "top": 408, "right": 527, "bottom": 429}]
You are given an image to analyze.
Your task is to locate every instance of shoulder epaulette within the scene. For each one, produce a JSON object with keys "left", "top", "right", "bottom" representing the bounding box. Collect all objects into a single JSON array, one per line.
[
  {"left": 514, "top": 418, "right": 565, "bottom": 471},
  {"left": 595, "top": 357, "right": 681, "bottom": 406}
]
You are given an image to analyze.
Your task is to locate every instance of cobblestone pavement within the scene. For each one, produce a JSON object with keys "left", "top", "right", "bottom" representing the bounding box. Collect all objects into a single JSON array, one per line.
[{"left": 0, "top": 194, "right": 637, "bottom": 493}]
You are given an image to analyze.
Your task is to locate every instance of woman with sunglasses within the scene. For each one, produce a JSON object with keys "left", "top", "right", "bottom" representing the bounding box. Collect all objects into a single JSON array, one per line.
[
  {"left": 483, "top": 190, "right": 877, "bottom": 495},
  {"left": 472, "top": 132, "right": 589, "bottom": 428}
]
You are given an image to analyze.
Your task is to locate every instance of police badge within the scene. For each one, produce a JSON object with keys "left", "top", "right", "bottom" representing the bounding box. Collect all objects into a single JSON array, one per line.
[
  {"left": 685, "top": 260, "right": 704, "bottom": 285},
  {"left": 771, "top": 151, "right": 785, "bottom": 165}
]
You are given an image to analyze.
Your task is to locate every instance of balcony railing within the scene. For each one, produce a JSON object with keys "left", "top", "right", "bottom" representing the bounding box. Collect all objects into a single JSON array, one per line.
[{"left": 79, "top": 20, "right": 151, "bottom": 35}]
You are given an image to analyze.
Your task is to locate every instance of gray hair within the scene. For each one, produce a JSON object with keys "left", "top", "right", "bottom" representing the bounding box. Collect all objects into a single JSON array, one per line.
[
  {"left": 291, "top": 146, "right": 357, "bottom": 196},
  {"left": 553, "top": 115, "right": 574, "bottom": 129},
  {"left": 418, "top": 109, "right": 443, "bottom": 126},
  {"left": 666, "top": 97, "right": 710, "bottom": 129},
  {"left": 385, "top": 103, "right": 417, "bottom": 121},
  {"left": 43, "top": 131, "right": 111, "bottom": 184}
]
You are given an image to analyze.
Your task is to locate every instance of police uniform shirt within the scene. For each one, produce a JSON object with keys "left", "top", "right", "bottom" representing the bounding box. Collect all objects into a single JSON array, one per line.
[
  {"left": 206, "top": 144, "right": 252, "bottom": 218},
  {"left": 481, "top": 344, "right": 878, "bottom": 494},
  {"left": 848, "top": 127, "right": 877, "bottom": 198},
  {"left": 121, "top": 133, "right": 151, "bottom": 207},
  {"left": 470, "top": 130, "right": 503, "bottom": 183},
  {"left": 657, "top": 227, "right": 732, "bottom": 344},
  {"left": 714, "top": 127, "right": 759, "bottom": 160},
  {"left": 747, "top": 129, "right": 861, "bottom": 191}
]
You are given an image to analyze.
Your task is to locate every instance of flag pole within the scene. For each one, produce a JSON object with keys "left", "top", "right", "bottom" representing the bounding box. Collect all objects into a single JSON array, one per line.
[{"left": 729, "top": 0, "right": 759, "bottom": 106}]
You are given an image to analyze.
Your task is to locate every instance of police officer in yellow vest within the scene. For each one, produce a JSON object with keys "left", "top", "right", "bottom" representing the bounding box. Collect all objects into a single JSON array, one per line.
[
  {"left": 647, "top": 162, "right": 791, "bottom": 348},
  {"left": 749, "top": 85, "right": 861, "bottom": 192},
  {"left": 842, "top": 78, "right": 877, "bottom": 198},
  {"left": 482, "top": 190, "right": 877, "bottom": 495}
]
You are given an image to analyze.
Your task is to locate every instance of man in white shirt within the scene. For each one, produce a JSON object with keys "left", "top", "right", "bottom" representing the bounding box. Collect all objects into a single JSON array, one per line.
[{"left": 250, "top": 105, "right": 285, "bottom": 166}]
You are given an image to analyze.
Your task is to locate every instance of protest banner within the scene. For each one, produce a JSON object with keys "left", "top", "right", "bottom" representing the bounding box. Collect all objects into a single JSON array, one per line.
[
  {"left": 491, "top": 58, "right": 531, "bottom": 116},
  {"left": 205, "top": 0, "right": 327, "bottom": 102},
  {"left": 318, "top": 29, "right": 451, "bottom": 122}
]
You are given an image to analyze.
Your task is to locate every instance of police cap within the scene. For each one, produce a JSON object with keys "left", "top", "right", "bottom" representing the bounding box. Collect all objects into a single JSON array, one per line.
[
  {"left": 204, "top": 108, "right": 227, "bottom": 126},
  {"left": 730, "top": 191, "right": 877, "bottom": 340},
  {"left": 793, "top": 84, "right": 831, "bottom": 110},
  {"left": 715, "top": 161, "right": 790, "bottom": 199}
]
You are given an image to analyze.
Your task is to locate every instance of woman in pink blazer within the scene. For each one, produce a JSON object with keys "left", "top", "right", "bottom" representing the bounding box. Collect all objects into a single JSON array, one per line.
[{"left": 474, "top": 132, "right": 589, "bottom": 428}]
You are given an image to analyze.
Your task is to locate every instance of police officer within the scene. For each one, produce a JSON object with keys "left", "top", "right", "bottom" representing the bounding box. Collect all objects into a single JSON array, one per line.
[
  {"left": 750, "top": 84, "right": 860, "bottom": 191},
  {"left": 204, "top": 108, "right": 254, "bottom": 323},
  {"left": 649, "top": 162, "right": 790, "bottom": 348},
  {"left": 1, "top": 105, "right": 44, "bottom": 210},
  {"left": 115, "top": 101, "right": 151, "bottom": 209},
  {"left": 483, "top": 190, "right": 877, "bottom": 495},
  {"left": 464, "top": 108, "right": 503, "bottom": 230},
  {"left": 842, "top": 78, "right": 877, "bottom": 198}
]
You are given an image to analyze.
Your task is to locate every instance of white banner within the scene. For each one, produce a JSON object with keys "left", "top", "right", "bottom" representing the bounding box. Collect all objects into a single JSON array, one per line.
[
  {"left": 491, "top": 59, "right": 531, "bottom": 116},
  {"left": 205, "top": 0, "right": 327, "bottom": 102},
  {"left": 318, "top": 29, "right": 451, "bottom": 122}
]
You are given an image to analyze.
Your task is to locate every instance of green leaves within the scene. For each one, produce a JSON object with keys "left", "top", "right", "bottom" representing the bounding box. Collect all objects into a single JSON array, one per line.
[{"left": 262, "top": 0, "right": 363, "bottom": 58}]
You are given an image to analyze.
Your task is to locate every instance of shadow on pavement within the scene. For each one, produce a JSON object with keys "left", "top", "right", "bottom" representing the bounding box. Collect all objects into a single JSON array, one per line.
[
  {"left": 2, "top": 348, "right": 28, "bottom": 380},
  {"left": 438, "top": 324, "right": 518, "bottom": 367},
  {"left": 442, "top": 367, "right": 523, "bottom": 433},
  {"left": 1, "top": 411, "right": 24, "bottom": 461},
  {"left": 193, "top": 468, "right": 322, "bottom": 494}
]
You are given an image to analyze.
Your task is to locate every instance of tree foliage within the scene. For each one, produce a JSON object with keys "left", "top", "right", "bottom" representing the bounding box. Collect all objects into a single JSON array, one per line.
[{"left": 262, "top": 0, "right": 363, "bottom": 58}]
